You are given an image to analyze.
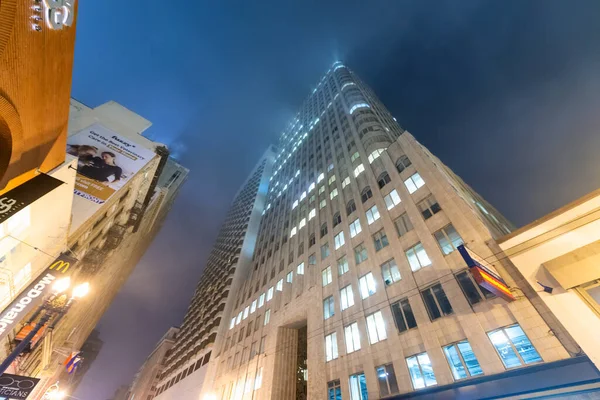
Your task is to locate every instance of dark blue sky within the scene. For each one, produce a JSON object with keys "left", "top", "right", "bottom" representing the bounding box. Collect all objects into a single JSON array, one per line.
[{"left": 72, "top": 1, "right": 600, "bottom": 398}]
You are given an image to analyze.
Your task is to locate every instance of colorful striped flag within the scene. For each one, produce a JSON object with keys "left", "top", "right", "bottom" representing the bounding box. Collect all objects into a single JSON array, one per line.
[{"left": 64, "top": 351, "right": 82, "bottom": 374}]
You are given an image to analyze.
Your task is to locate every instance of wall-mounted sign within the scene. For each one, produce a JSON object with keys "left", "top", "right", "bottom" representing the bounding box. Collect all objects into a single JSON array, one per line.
[
  {"left": 0, "top": 373, "right": 40, "bottom": 400},
  {"left": 0, "top": 173, "right": 63, "bottom": 225},
  {"left": 0, "top": 254, "right": 77, "bottom": 342},
  {"left": 457, "top": 245, "right": 515, "bottom": 301},
  {"left": 31, "top": 0, "right": 76, "bottom": 32}
]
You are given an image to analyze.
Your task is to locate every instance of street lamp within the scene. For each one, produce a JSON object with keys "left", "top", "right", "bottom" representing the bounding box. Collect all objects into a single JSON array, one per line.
[{"left": 0, "top": 280, "right": 90, "bottom": 375}]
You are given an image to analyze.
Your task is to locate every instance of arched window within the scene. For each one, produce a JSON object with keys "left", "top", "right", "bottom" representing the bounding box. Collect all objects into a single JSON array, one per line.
[
  {"left": 377, "top": 171, "right": 391, "bottom": 189},
  {"left": 361, "top": 186, "right": 373, "bottom": 203},
  {"left": 320, "top": 223, "right": 328, "bottom": 238},
  {"left": 346, "top": 199, "right": 357, "bottom": 216},
  {"left": 333, "top": 212, "right": 342, "bottom": 227},
  {"left": 396, "top": 155, "right": 412, "bottom": 173}
]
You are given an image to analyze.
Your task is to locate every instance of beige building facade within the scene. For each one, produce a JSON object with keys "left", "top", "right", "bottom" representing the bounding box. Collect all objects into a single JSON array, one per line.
[{"left": 499, "top": 189, "right": 600, "bottom": 371}]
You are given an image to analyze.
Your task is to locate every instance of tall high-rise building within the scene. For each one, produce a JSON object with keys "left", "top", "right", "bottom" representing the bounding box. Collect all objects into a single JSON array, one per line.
[
  {"left": 156, "top": 63, "right": 600, "bottom": 400},
  {"left": 154, "top": 148, "right": 276, "bottom": 399}
]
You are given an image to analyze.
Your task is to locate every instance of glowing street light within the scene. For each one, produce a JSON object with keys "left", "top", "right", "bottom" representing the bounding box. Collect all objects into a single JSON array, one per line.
[
  {"left": 52, "top": 277, "right": 71, "bottom": 294},
  {"left": 72, "top": 282, "right": 89, "bottom": 298}
]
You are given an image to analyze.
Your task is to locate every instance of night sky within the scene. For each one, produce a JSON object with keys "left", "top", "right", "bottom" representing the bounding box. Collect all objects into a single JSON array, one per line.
[{"left": 71, "top": 1, "right": 600, "bottom": 398}]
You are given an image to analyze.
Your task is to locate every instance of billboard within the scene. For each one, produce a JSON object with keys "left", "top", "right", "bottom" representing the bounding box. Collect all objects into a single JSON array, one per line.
[
  {"left": 67, "top": 123, "right": 155, "bottom": 204},
  {"left": 0, "top": 373, "right": 40, "bottom": 400}
]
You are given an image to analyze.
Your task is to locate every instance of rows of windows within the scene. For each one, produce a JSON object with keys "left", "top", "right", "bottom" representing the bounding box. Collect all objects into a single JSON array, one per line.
[{"left": 326, "top": 323, "right": 541, "bottom": 399}]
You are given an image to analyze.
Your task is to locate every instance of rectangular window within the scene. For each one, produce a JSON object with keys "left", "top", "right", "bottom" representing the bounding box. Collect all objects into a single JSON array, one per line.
[
  {"left": 342, "top": 176, "right": 351, "bottom": 188},
  {"left": 340, "top": 285, "right": 355, "bottom": 310},
  {"left": 366, "top": 311, "right": 387, "bottom": 344},
  {"left": 354, "top": 244, "right": 368, "bottom": 264},
  {"left": 325, "top": 332, "right": 339, "bottom": 362},
  {"left": 309, "top": 253, "right": 317, "bottom": 265},
  {"left": 456, "top": 270, "right": 494, "bottom": 305},
  {"left": 394, "top": 213, "right": 413, "bottom": 236},
  {"left": 329, "top": 175, "right": 336, "bottom": 185},
  {"left": 330, "top": 188, "right": 339, "bottom": 199},
  {"left": 421, "top": 283, "right": 453, "bottom": 321},
  {"left": 324, "top": 296, "right": 335, "bottom": 320},
  {"left": 488, "top": 324, "right": 542, "bottom": 368},
  {"left": 405, "top": 242, "right": 432, "bottom": 271},
  {"left": 254, "top": 367, "right": 263, "bottom": 390},
  {"left": 373, "top": 230, "right": 389, "bottom": 251},
  {"left": 391, "top": 298, "right": 417, "bottom": 333},
  {"left": 381, "top": 259, "right": 401, "bottom": 285},
  {"left": 267, "top": 287, "right": 274, "bottom": 301},
  {"left": 443, "top": 340, "right": 483, "bottom": 380},
  {"left": 276, "top": 279, "right": 283, "bottom": 291},
  {"left": 309, "top": 208, "right": 316, "bottom": 220},
  {"left": 250, "top": 300, "right": 257, "bottom": 314},
  {"left": 404, "top": 172, "right": 425, "bottom": 194},
  {"left": 319, "top": 185, "right": 325, "bottom": 194},
  {"left": 243, "top": 306, "right": 249, "bottom": 319},
  {"left": 328, "top": 379, "right": 342, "bottom": 400},
  {"left": 434, "top": 224, "right": 464, "bottom": 255},
  {"left": 299, "top": 218, "right": 306, "bottom": 229},
  {"left": 320, "top": 199, "right": 326, "bottom": 209},
  {"left": 297, "top": 262, "right": 305, "bottom": 275},
  {"left": 349, "top": 218, "right": 362, "bottom": 238},
  {"left": 290, "top": 227, "right": 297, "bottom": 238},
  {"left": 264, "top": 309, "right": 271, "bottom": 325},
  {"left": 286, "top": 271, "right": 293, "bottom": 283},
  {"left": 359, "top": 272, "right": 377, "bottom": 299},
  {"left": 318, "top": 172, "right": 325, "bottom": 183},
  {"left": 418, "top": 194, "right": 442, "bottom": 220},
  {"left": 259, "top": 336, "right": 266, "bottom": 354},
  {"left": 322, "top": 266, "right": 333, "bottom": 287},
  {"left": 292, "top": 200, "right": 299, "bottom": 209},
  {"left": 236, "top": 311, "right": 242, "bottom": 325},
  {"left": 376, "top": 364, "right": 399, "bottom": 397},
  {"left": 334, "top": 231, "right": 345, "bottom": 249},
  {"left": 344, "top": 323, "right": 361, "bottom": 353},
  {"left": 366, "top": 205, "right": 380, "bottom": 224},
  {"left": 383, "top": 189, "right": 401, "bottom": 210},
  {"left": 321, "top": 242, "right": 330, "bottom": 259},
  {"left": 349, "top": 372, "right": 368, "bottom": 400},
  {"left": 354, "top": 164, "right": 365, "bottom": 177},
  {"left": 337, "top": 255, "right": 349, "bottom": 275},
  {"left": 406, "top": 352, "right": 437, "bottom": 389},
  {"left": 258, "top": 293, "right": 265, "bottom": 308},
  {"left": 230, "top": 317, "right": 236, "bottom": 330}
]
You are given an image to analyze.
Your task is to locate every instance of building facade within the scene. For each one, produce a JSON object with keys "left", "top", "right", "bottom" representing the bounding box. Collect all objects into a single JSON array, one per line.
[
  {"left": 128, "top": 327, "right": 179, "bottom": 400},
  {"left": 499, "top": 188, "right": 600, "bottom": 371},
  {"left": 194, "top": 63, "right": 599, "bottom": 400},
  {"left": 153, "top": 148, "right": 276, "bottom": 400}
]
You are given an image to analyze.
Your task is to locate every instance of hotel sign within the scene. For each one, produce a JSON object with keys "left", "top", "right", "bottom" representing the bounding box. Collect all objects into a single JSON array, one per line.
[
  {"left": 457, "top": 245, "right": 515, "bottom": 301},
  {"left": 0, "top": 173, "right": 63, "bottom": 225},
  {"left": 0, "top": 254, "right": 77, "bottom": 342}
]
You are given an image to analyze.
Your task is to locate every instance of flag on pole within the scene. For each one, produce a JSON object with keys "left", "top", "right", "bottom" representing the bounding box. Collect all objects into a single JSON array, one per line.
[{"left": 64, "top": 351, "right": 82, "bottom": 374}]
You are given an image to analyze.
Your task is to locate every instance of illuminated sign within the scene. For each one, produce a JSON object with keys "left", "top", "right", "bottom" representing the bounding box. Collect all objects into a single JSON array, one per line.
[
  {"left": 0, "top": 174, "right": 63, "bottom": 225},
  {"left": 31, "top": 0, "right": 76, "bottom": 32},
  {"left": 0, "top": 373, "right": 40, "bottom": 400},
  {"left": 457, "top": 245, "right": 515, "bottom": 301}
]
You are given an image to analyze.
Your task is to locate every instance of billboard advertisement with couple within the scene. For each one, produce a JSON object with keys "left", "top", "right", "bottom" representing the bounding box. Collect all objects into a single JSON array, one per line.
[{"left": 67, "top": 123, "right": 155, "bottom": 204}]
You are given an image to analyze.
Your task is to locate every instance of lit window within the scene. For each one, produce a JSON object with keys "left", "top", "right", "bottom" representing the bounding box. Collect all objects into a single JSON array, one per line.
[
  {"left": 359, "top": 272, "right": 377, "bottom": 299},
  {"left": 354, "top": 243, "right": 368, "bottom": 264},
  {"left": 267, "top": 287, "right": 274, "bottom": 301},
  {"left": 376, "top": 364, "right": 400, "bottom": 397},
  {"left": 349, "top": 103, "right": 370, "bottom": 114},
  {"left": 334, "top": 231, "right": 345, "bottom": 249},
  {"left": 406, "top": 352, "right": 437, "bottom": 389},
  {"left": 323, "top": 296, "right": 335, "bottom": 320},
  {"left": 366, "top": 311, "right": 387, "bottom": 344},
  {"left": 299, "top": 218, "right": 306, "bottom": 229},
  {"left": 286, "top": 271, "right": 293, "bottom": 283},
  {"left": 297, "top": 262, "right": 304, "bottom": 275},
  {"left": 341, "top": 82, "right": 355, "bottom": 90},
  {"left": 320, "top": 199, "right": 326, "bottom": 209},
  {"left": 322, "top": 266, "right": 333, "bottom": 287},
  {"left": 381, "top": 259, "right": 401, "bottom": 285},
  {"left": 354, "top": 164, "right": 365, "bottom": 177},
  {"left": 276, "top": 279, "right": 283, "bottom": 291},
  {"left": 309, "top": 194, "right": 316, "bottom": 204},
  {"left": 329, "top": 188, "right": 338, "bottom": 200},
  {"left": 337, "top": 256, "right": 349, "bottom": 275},
  {"left": 344, "top": 323, "right": 361, "bottom": 353},
  {"left": 321, "top": 242, "right": 330, "bottom": 259},
  {"left": 384, "top": 190, "right": 401, "bottom": 210},
  {"left": 290, "top": 227, "right": 297, "bottom": 238},
  {"left": 488, "top": 324, "right": 542, "bottom": 368},
  {"left": 342, "top": 176, "right": 351, "bottom": 188},
  {"left": 328, "top": 163, "right": 334, "bottom": 171},
  {"left": 254, "top": 367, "right": 263, "bottom": 390},
  {"left": 230, "top": 318, "right": 235, "bottom": 329},
  {"left": 391, "top": 298, "right": 417, "bottom": 333},
  {"left": 406, "top": 243, "right": 432, "bottom": 271},
  {"left": 368, "top": 148, "right": 386, "bottom": 163},
  {"left": 328, "top": 175, "right": 336, "bottom": 185},
  {"left": 434, "top": 224, "right": 464, "bottom": 255},
  {"left": 243, "top": 306, "right": 249, "bottom": 319},
  {"left": 308, "top": 182, "right": 316, "bottom": 192},
  {"left": 421, "top": 283, "right": 453, "bottom": 320},
  {"left": 258, "top": 293, "right": 265, "bottom": 308},
  {"left": 443, "top": 340, "right": 483, "bottom": 380},
  {"left": 319, "top": 185, "right": 325, "bottom": 194},
  {"left": 236, "top": 311, "right": 242, "bottom": 325},
  {"left": 308, "top": 208, "right": 316, "bottom": 220},
  {"left": 349, "top": 218, "right": 362, "bottom": 238},
  {"left": 404, "top": 172, "right": 425, "bottom": 194},
  {"left": 366, "top": 205, "right": 380, "bottom": 224},
  {"left": 292, "top": 200, "right": 299, "bottom": 209},
  {"left": 340, "top": 285, "right": 355, "bottom": 310},
  {"left": 349, "top": 373, "right": 368, "bottom": 400},
  {"left": 328, "top": 380, "right": 342, "bottom": 400},
  {"left": 351, "top": 152, "right": 360, "bottom": 162},
  {"left": 317, "top": 173, "right": 325, "bottom": 183},
  {"left": 264, "top": 309, "right": 271, "bottom": 325},
  {"left": 325, "top": 332, "right": 339, "bottom": 362},
  {"left": 300, "top": 191, "right": 307, "bottom": 201}
]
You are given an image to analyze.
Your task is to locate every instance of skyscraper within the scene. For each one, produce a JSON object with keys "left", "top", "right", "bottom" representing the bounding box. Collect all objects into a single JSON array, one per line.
[
  {"left": 154, "top": 148, "right": 276, "bottom": 399},
  {"left": 159, "top": 63, "right": 600, "bottom": 400}
]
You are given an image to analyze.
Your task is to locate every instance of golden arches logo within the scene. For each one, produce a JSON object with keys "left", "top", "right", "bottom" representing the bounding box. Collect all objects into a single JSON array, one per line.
[{"left": 49, "top": 260, "right": 70, "bottom": 273}]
